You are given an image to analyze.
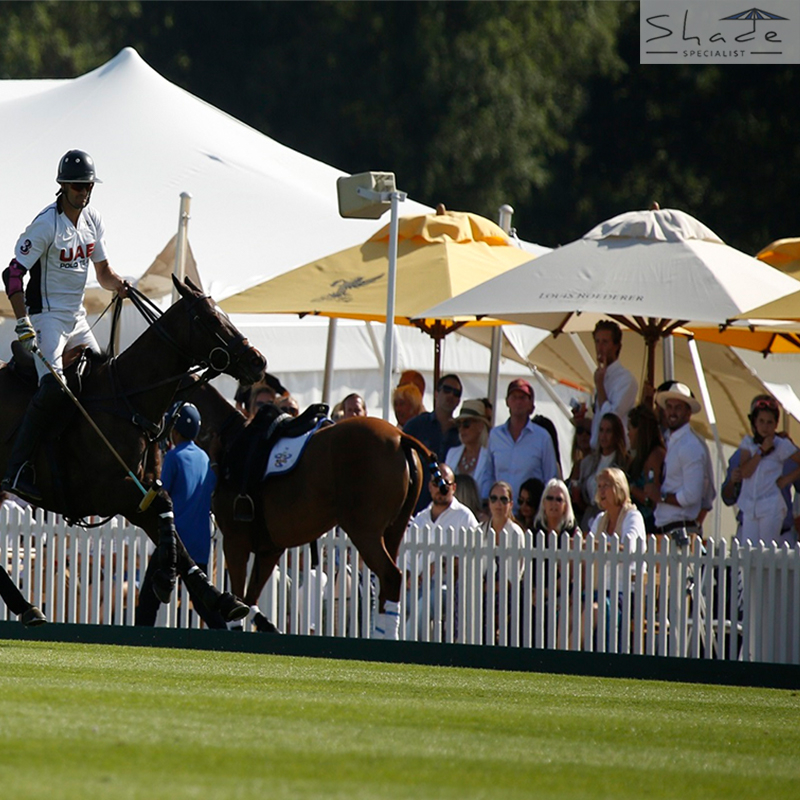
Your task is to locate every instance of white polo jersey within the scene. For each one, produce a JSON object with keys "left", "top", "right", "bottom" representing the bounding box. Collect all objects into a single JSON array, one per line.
[{"left": 13, "top": 200, "right": 108, "bottom": 315}]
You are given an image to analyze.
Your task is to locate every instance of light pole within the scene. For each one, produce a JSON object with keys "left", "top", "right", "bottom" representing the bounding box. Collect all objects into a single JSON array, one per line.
[{"left": 336, "top": 172, "right": 407, "bottom": 420}]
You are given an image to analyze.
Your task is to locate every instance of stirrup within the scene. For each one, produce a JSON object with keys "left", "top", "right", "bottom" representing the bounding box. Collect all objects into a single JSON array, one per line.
[
  {"left": 233, "top": 493, "right": 254, "bottom": 522},
  {"left": 2, "top": 463, "right": 42, "bottom": 503}
]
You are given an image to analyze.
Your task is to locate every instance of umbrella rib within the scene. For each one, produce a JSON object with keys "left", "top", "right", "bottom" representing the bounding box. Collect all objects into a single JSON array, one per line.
[
  {"left": 552, "top": 313, "right": 576, "bottom": 337},
  {"left": 608, "top": 314, "right": 641, "bottom": 334},
  {"left": 662, "top": 319, "right": 689, "bottom": 336}
]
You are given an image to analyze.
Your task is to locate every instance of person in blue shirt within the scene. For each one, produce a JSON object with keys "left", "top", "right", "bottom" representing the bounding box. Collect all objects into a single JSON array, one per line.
[
  {"left": 404, "top": 373, "right": 463, "bottom": 513},
  {"left": 136, "top": 402, "right": 226, "bottom": 628},
  {"left": 487, "top": 379, "right": 559, "bottom": 515}
]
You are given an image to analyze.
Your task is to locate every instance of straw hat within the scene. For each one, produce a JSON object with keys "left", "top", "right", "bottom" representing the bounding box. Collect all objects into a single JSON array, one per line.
[
  {"left": 455, "top": 399, "right": 490, "bottom": 426},
  {"left": 655, "top": 382, "right": 701, "bottom": 414}
]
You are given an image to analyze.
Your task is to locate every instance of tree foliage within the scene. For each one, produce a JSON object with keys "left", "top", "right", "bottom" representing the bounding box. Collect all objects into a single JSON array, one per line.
[{"left": 0, "top": 0, "right": 796, "bottom": 254}]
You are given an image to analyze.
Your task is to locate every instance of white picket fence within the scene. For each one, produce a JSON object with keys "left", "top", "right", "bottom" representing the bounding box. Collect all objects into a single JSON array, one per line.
[{"left": 2, "top": 506, "right": 798, "bottom": 664}]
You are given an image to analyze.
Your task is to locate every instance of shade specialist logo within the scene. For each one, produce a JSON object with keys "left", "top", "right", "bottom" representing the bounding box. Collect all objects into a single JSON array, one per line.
[{"left": 640, "top": 1, "right": 800, "bottom": 64}]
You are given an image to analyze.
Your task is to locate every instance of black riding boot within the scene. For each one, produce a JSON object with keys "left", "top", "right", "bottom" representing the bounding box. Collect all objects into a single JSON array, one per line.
[{"left": 2, "top": 374, "right": 68, "bottom": 503}]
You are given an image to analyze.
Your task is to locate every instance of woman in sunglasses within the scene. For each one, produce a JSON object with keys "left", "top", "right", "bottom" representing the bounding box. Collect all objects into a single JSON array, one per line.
[
  {"left": 445, "top": 399, "right": 492, "bottom": 504},
  {"left": 530, "top": 478, "right": 580, "bottom": 645},
  {"left": 482, "top": 481, "right": 525, "bottom": 545},
  {"left": 533, "top": 479, "right": 580, "bottom": 537},
  {"left": 480, "top": 480, "right": 525, "bottom": 644}
]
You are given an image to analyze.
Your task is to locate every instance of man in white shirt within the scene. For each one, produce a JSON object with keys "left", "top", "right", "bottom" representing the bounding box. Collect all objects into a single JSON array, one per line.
[
  {"left": 647, "top": 383, "right": 706, "bottom": 546},
  {"left": 2, "top": 150, "right": 129, "bottom": 502},
  {"left": 579, "top": 321, "right": 638, "bottom": 450},
  {"left": 409, "top": 463, "right": 479, "bottom": 546},
  {"left": 655, "top": 379, "right": 716, "bottom": 528},
  {"left": 407, "top": 463, "right": 478, "bottom": 639}
]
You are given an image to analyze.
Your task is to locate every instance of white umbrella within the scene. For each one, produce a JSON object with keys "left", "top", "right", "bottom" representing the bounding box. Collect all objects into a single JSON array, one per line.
[{"left": 422, "top": 207, "right": 800, "bottom": 386}]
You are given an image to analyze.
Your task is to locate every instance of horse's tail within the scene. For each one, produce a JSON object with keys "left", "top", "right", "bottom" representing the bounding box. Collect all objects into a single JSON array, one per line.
[{"left": 400, "top": 432, "right": 447, "bottom": 496}]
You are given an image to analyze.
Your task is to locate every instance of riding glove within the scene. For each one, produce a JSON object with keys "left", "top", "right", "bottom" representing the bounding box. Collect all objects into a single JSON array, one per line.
[{"left": 15, "top": 316, "right": 36, "bottom": 352}]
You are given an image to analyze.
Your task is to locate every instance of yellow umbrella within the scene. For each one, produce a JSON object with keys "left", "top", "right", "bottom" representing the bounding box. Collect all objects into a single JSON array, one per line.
[
  {"left": 727, "top": 238, "right": 800, "bottom": 321},
  {"left": 688, "top": 237, "right": 800, "bottom": 348},
  {"left": 221, "top": 208, "right": 532, "bottom": 386}
]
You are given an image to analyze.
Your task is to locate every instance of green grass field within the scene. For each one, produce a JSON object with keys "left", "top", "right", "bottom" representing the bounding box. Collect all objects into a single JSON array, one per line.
[{"left": 0, "top": 641, "right": 798, "bottom": 799}]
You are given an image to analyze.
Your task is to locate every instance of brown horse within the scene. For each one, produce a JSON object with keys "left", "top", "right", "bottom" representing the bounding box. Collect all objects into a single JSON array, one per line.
[
  {"left": 0, "top": 276, "right": 266, "bottom": 623},
  {"left": 187, "top": 381, "right": 441, "bottom": 639}
]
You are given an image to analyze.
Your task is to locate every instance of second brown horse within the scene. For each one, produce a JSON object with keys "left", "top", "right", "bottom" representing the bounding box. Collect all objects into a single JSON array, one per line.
[{"left": 188, "top": 382, "right": 440, "bottom": 639}]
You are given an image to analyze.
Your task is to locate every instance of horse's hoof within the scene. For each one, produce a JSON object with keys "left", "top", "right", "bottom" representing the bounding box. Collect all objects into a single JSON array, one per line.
[
  {"left": 20, "top": 606, "right": 46, "bottom": 627},
  {"left": 253, "top": 612, "right": 281, "bottom": 634},
  {"left": 152, "top": 571, "right": 175, "bottom": 604},
  {"left": 217, "top": 592, "right": 249, "bottom": 622}
]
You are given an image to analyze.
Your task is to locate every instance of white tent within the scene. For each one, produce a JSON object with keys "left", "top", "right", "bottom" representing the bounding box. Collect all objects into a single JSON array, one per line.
[
  {"left": 0, "top": 47, "right": 577, "bottom": 469},
  {"left": 0, "top": 47, "right": 432, "bottom": 300}
]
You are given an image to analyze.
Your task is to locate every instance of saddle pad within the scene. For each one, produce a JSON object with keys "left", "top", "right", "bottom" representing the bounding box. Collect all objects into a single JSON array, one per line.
[{"left": 263, "top": 419, "right": 327, "bottom": 478}]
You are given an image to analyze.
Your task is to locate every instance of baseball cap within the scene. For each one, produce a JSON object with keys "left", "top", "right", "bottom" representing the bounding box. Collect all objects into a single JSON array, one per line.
[{"left": 507, "top": 379, "right": 533, "bottom": 399}]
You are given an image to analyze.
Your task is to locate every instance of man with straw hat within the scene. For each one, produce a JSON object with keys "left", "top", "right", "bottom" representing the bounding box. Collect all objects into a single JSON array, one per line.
[{"left": 647, "top": 382, "right": 705, "bottom": 545}]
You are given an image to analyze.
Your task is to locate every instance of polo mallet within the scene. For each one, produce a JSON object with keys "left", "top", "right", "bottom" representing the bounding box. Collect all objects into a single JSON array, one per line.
[{"left": 32, "top": 347, "right": 160, "bottom": 512}]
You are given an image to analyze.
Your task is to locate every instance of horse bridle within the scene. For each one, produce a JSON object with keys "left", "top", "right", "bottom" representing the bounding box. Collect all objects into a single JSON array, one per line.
[{"left": 124, "top": 285, "right": 253, "bottom": 379}]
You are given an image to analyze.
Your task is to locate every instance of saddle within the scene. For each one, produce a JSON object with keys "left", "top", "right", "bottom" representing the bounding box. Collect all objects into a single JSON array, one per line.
[
  {"left": 222, "top": 402, "right": 331, "bottom": 522},
  {"left": 8, "top": 340, "right": 97, "bottom": 396}
]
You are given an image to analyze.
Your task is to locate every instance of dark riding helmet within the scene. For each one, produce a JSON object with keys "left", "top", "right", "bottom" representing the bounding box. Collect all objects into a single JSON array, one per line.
[
  {"left": 57, "top": 149, "right": 102, "bottom": 184},
  {"left": 167, "top": 402, "right": 202, "bottom": 441},
  {"left": 748, "top": 394, "right": 779, "bottom": 431}
]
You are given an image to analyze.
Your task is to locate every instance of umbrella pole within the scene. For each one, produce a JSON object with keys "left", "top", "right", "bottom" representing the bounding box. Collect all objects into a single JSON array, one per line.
[
  {"left": 688, "top": 338, "right": 724, "bottom": 542},
  {"left": 433, "top": 337, "right": 442, "bottom": 396},
  {"left": 488, "top": 327, "right": 502, "bottom": 418},
  {"left": 322, "top": 318, "right": 337, "bottom": 406},
  {"left": 488, "top": 204, "right": 515, "bottom": 414},
  {"left": 663, "top": 335, "right": 675, "bottom": 382}
]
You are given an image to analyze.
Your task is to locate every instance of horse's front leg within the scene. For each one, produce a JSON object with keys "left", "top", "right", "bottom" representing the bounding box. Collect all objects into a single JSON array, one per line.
[{"left": 131, "top": 490, "right": 248, "bottom": 624}]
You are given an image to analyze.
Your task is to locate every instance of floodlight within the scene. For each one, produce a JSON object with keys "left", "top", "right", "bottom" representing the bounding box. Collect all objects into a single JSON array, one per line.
[{"left": 337, "top": 171, "right": 397, "bottom": 219}]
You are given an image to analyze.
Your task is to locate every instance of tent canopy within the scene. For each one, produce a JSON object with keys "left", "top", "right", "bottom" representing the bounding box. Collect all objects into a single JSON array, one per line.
[{"left": 0, "top": 47, "right": 430, "bottom": 308}]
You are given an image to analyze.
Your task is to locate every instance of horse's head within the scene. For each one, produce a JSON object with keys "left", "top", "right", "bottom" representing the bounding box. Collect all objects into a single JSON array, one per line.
[{"left": 170, "top": 275, "right": 266, "bottom": 385}]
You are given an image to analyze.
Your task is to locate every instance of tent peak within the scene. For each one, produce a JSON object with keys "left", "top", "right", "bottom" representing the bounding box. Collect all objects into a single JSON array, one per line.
[{"left": 91, "top": 46, "right": 156, "bottom": 81}]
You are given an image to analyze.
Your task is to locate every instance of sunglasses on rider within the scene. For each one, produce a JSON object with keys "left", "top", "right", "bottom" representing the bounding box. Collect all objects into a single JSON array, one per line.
[
  {"left": 439, "top": 385, "right": 462, "bottom": 398},
  {"left": 489, "top": 494, "right": 510, "bottom": 505},
  {"left": 67, "top": 182, "right": 94, "bottom": 191}
]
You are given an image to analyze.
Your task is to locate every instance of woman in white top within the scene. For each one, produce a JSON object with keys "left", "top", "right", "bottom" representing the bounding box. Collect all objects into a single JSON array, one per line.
[
  {"left": 480, "top": 480, "right": 525, "bottom": 644},
  {"left": 446, "top": 399, "right": 493, "bottom": 503},
  {"left": 590, "top": 467, "right": 646, "bottom": 589},
  {"left": 737, "top": 394, "right": 800, "bottom": 545},
  {"left": 589, "top": 467, "right": 646, "bottom": 648}
]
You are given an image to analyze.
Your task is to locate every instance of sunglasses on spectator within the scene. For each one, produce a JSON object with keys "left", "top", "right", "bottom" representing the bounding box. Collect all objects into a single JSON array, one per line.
[
  {"left": 519, "top": 497, "right": 534, "bottom": 506},
  {"left": 489, "top": 494, "right": 510, "bottom": 505},
  {"left": 545, "top": 495, "right": 565, "bottom": 503},
  {"left": 439, "top": 385, "right": 462, "bottom": 398},
  {"left": 431, "top": 479, "right": 455, "bottom": 489},
  {"left": 457, "top": 419, "right": 475, "bottom": 428}
]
